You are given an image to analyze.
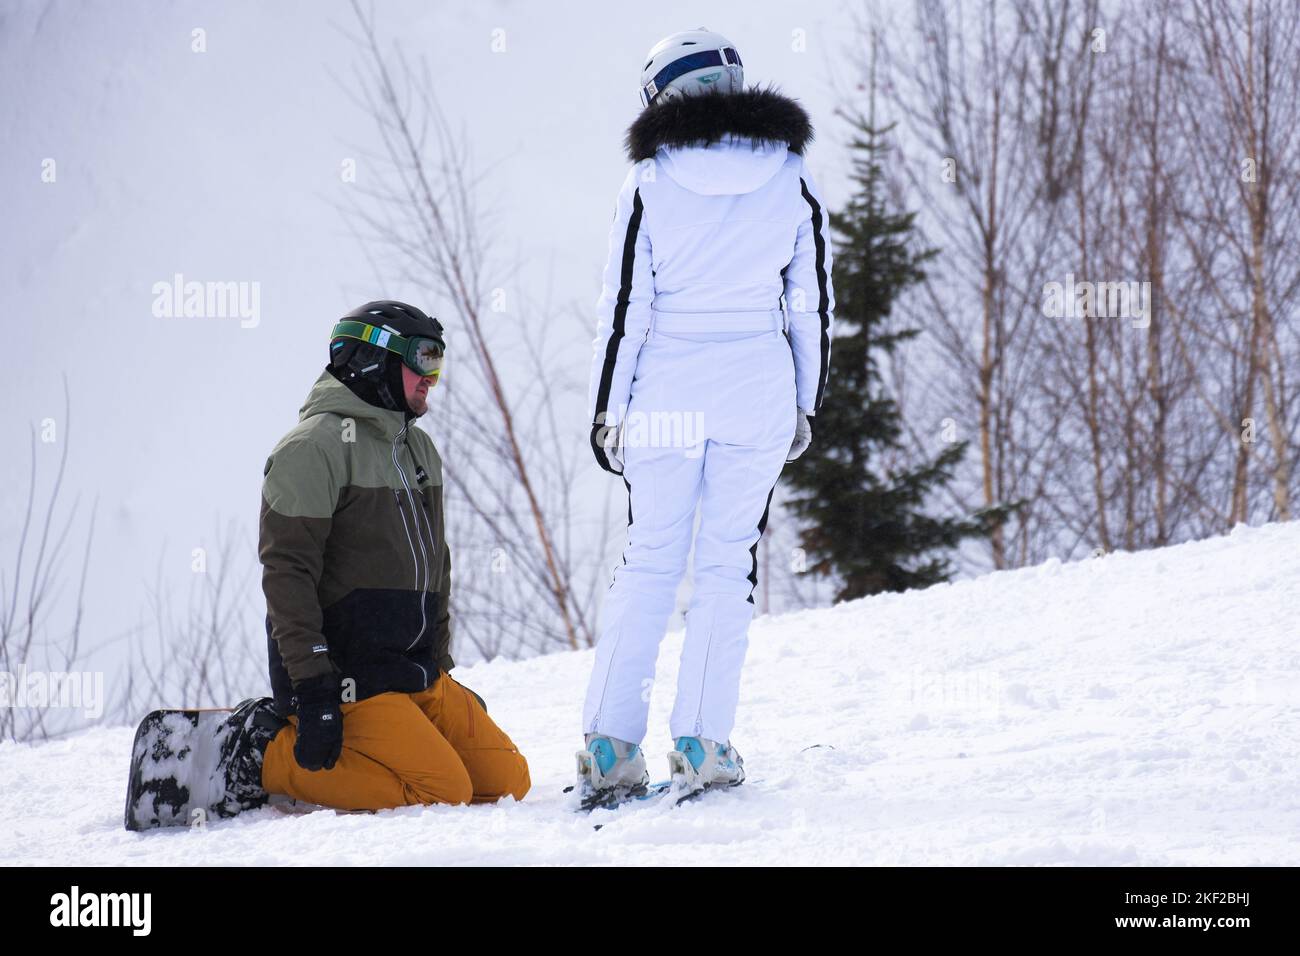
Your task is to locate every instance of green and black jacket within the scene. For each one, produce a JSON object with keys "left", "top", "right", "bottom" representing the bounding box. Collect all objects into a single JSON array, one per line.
[{"left": 260, "top": 371, "right": 453, "bottom": 713}]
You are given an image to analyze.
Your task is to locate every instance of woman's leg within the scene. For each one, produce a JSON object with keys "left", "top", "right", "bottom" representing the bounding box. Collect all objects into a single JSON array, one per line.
[
  {"left": 582, "top": 437, "right": 704, "bottom": 744},
  {"left": 668, "top": 439, "right": 786, "bottom": 742},
  {"left": 670, "top": 331, "right": 794, "bottom": 742}
]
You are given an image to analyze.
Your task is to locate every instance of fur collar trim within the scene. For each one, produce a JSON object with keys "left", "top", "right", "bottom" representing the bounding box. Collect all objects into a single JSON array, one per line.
[{"left": 626, "top": 87, "right": 813, "bottom": 162}]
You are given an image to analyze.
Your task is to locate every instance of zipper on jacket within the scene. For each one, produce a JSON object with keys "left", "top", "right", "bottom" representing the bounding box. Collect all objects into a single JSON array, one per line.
[
  {"left": 404, "top": 452, "right": 440, "bottom": 587},
  {"left": 392, "top": 424, "right": 430, "bottom": 652},
  {"left": 402, "top": 437, "right": 441, "bottom": 579},
  {"left": 392, "top": 489, "right": 420, "bottom": 589},
  {"left": 399, "top": 426, "right": 437, "bottom": 649},
  {"left": 390, "top": 489, "right": 429, "bottom": 685}
]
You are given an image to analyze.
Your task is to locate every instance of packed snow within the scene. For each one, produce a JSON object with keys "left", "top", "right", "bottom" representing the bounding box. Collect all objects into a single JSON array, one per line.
[{"left": 3, "top": 521, "right": 1298, "bottom": 865}]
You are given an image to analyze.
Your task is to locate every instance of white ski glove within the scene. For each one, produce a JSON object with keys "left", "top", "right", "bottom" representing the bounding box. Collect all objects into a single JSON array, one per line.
[
  {"left": 787, "top": 407, "right": 813, "bottom": 462},
  {"left": 590, "top": 420, "right": 625, "bottom": 475}
]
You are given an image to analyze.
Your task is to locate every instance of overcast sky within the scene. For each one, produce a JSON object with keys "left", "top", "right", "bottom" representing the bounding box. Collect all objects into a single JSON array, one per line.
[{"left": 1, "top": 0, "right": 874, "bottom": 672}]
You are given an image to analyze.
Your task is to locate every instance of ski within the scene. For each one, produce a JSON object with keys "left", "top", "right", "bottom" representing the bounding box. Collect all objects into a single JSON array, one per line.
[
  {"left": 566, "top": 776, "right": 750, "bottom": 830},
  {"left": 564, "top": 780, "right": 673, "bottom": 813}
]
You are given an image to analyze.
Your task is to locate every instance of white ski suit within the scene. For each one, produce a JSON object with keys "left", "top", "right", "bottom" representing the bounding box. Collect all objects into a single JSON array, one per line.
[{"left": 583, "top": 90, "right": 834, "bottom": 745}]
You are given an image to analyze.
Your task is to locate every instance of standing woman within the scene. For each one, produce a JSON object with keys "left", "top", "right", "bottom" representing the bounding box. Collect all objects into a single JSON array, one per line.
[{"left": 579, "top": 29, "right": 835, "bottom": 803}]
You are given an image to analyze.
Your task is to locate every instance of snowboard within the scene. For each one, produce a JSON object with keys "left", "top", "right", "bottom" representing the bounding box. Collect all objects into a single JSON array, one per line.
[{"left": 123, "top": 707, "right": 249, "bottom": 831}]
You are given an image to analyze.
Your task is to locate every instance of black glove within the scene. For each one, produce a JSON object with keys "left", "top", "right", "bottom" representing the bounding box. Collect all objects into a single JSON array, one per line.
[
  {"left": 292, "top": 672, "right": 343, "bottom": 771},
  {"left": 590, "top": 421, "right": 624, "bottom": 475}
]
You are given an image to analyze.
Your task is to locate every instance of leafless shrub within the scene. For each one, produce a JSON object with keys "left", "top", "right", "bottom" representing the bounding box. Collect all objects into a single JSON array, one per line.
[
  {"left": 0, "top": 381, "right": 97, "bottom": 741},
  {"left": 336, "top": 1, "right": 602, "bottom": 659}
]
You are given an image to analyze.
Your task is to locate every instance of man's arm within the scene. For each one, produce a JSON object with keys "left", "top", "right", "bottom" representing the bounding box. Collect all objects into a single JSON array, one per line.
[
  {"left": 783, "top": 160, "right": 836, "bottom": 415},
  {"left": 259, "top": 437, "right": 340, "bottom": 686}
]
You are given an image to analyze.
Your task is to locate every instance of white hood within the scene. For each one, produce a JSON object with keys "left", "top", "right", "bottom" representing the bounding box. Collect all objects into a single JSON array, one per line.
[{"left": 658, "top": 137, "right": 790, "bottom": 196}]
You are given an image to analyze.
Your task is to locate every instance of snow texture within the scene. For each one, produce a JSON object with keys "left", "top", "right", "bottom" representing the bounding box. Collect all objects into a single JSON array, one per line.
[{"left": 3, "top": 522, "right": 1297, "bottom": 865}]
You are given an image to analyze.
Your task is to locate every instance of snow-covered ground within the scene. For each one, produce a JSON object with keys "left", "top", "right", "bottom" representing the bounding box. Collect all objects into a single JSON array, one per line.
[{"left": 4, "top": 521, "right": 1298, "bottom": 865}]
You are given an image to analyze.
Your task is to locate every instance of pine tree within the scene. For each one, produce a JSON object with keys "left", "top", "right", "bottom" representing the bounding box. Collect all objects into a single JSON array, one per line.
[{"left": 784, "top": 114, "right": 1007, "bottom": 602}]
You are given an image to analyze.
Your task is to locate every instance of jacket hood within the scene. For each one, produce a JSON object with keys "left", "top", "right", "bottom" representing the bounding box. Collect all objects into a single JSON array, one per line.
[
  {"left": 626, "top": 87, "right": 813, "bottom": 163},
  {"left": 658, "top": 137, "right": 790, "bottom": 195},
  {"left": 300, "top": 370, "right": 408, "bottom": 439}
]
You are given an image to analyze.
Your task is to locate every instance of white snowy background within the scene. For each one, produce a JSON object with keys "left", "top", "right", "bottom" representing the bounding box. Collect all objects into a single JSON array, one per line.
[
  {"left": 1, "top": 0, "right": 857, "bottom": 704},
  {"left": 3, "top": 1, "right": 1299, "bottom": 865},
  {"left": 4, "top": 521, "right": 1298, "bottom": 864}
]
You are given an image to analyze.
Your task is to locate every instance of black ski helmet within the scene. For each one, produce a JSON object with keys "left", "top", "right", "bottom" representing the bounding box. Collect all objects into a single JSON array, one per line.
[{"left": 328, "top": 300, "right": 445, "bottom": 416}]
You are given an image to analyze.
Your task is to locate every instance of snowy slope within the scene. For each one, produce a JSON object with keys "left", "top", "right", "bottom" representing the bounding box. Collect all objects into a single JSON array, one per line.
[{"left": 3, "top": 522, "right": 1298, "bottom": 866}]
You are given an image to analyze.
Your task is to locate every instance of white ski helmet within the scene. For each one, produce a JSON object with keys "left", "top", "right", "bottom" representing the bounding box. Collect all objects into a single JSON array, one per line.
[{"left": 639, "top": 28, "right": 743, "bottom": 108}]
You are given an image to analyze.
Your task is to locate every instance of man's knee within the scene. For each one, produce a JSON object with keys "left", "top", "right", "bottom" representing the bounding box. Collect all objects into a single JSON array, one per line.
[
  {"left": 406, "top": 762, "right": 474, "bottom": 807},
  {"left": 469, "top": 749, "right": 531, "bottom": 804},
  {"left": 505, "top": 752, "right": 532, "bottom": 801}
]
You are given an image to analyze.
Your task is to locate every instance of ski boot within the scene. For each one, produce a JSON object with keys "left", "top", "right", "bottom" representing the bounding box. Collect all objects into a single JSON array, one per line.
[
  {"left": 666, "top": 736, "right": 745, "bottom": 801},
  {"left": 574, "top": 734, "right": 649, "bottom": 810}
]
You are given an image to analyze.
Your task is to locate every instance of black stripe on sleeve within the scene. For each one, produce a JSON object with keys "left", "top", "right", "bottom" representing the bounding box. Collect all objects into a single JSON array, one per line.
[
  {"left": 799, "top": 178, "right": 831, "bottom": 411},
  {"left": 593, "top": 189, "right": 645, "bottom": 423}
]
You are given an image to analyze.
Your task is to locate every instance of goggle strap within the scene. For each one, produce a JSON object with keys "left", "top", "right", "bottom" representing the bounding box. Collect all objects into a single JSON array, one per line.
[
  {"left": 331, "top": 319, "right": 443, "bottom": 377},
  {"left": 642, "top": 47, "right": 741, "bottom": 106},
  {"left": 332, "top": 319, "right": 404, "bottom": 351}
]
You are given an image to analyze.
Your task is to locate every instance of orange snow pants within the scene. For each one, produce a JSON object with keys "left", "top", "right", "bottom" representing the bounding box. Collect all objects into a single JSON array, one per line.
[{"left": 261, "top": 670, "right": 530, "bottom": 810}]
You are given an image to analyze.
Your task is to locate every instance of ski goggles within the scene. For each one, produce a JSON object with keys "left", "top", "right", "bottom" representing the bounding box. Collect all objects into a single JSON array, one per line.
[
  {"left": 330, "top": 320, "right": 445, "bottom": 380},
  {"left": 640, "top": 47, "right": 742, "bottom": 107}
]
